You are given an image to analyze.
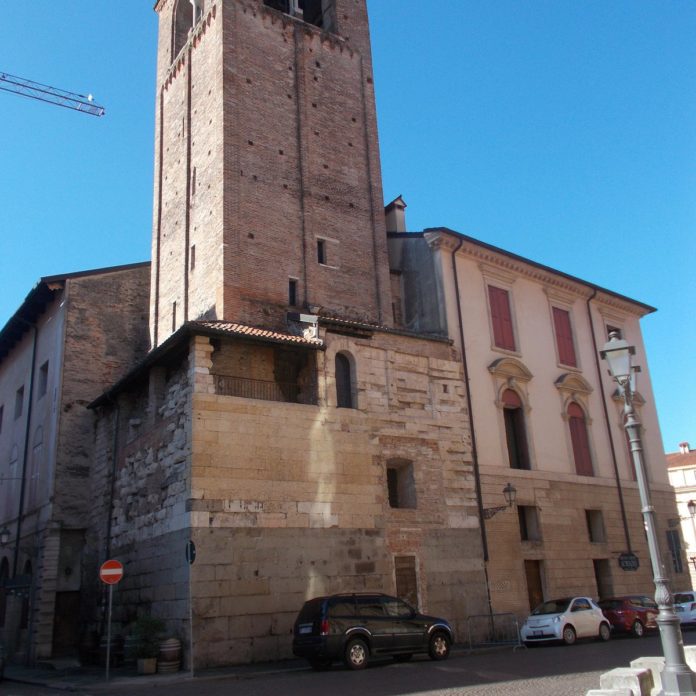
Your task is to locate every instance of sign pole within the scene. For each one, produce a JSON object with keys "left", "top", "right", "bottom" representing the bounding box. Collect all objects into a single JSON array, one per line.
[
  {"left": 105, "top": 583, "right": 113, "bottom": 682},
  {"left": 189, "top": 569, "right": 194, "bottom": 678},
  {"left": 99, "top": 559, "right": 124, "bottom": 682}
]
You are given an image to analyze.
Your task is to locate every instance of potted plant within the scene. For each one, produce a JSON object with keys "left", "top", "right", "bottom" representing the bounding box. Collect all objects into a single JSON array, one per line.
[{"left": 132, "top": 615, "right": 165, "bottom": 675}]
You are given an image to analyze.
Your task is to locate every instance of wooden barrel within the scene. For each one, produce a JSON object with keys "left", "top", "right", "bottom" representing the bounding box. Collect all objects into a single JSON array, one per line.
[{"left": 157, "top": 637, "right": 181, "bottom": 672}]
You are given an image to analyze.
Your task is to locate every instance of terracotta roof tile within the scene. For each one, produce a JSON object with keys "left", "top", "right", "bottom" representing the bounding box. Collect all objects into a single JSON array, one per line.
[
  {"left": 190, "top": 320, "right": 323, "bottom": 347},
  {"left": 666, "top": 450, "right": 696, "bottom": 469}
]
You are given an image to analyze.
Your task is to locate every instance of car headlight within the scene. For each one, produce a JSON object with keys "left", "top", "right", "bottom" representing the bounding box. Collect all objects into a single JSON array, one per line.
[{"left": 553, "top": 616, "right": 562, "bottom": 623}]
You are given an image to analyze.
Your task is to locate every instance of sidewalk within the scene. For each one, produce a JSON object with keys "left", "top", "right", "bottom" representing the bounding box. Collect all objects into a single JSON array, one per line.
[
  {"left": 3, "top": 643, "right": 491, "bottom": 691},
  {"left": 3, "top": 657, "right": 309, "bottom": 692}
]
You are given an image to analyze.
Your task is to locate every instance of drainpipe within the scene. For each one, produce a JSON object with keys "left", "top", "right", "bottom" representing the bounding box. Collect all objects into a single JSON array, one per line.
[
  {"left": 450, "top": 239, "right": 489, "bottom": 561},
  {"left": 104, "top": 397, "right": 121, "bottom": 562},
  {"left": 586, "top": 290, "right": 632, "bottom": 551}
]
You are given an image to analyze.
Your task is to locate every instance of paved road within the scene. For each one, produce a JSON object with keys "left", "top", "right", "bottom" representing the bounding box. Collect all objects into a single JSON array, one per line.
[{"left": 3, "top": 632, "right": 696, "bottom": 696}]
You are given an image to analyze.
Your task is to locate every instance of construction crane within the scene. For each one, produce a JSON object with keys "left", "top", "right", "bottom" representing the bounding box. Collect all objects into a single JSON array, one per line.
[{"left": 0, "top": 71, "right": 105, "bottom": 117}]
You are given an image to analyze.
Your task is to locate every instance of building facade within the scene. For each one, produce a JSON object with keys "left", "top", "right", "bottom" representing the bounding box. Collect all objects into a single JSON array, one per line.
[
  {"left": 82, "top": 0, "right": 487, "bottom": 668},
  {"left": 388, "top": 221, "right": 688, "bottom": 615},
  {"left": 0, "top": 0, "right": 685, "bottom": 670},
  {"left": 0, "top": 264, "right": 149, "bottom": 662},
  {"left": 667, "top": 442, "right": 696, "bottom": 590}
]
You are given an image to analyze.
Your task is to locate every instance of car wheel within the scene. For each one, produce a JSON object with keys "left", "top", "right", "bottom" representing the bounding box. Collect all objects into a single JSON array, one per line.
[
  {"left": 631, "top": 620, "right": 645, "bottom": 638},
  {"left": 428, "top": 631, "right": 451, "bottom": 660},
  {"left": 393, "top": 653, "right": 413, "bottom": 662},
  {"left": 562, "top": 625, "right": 577, "bottom": 645},
  {"left": 598, "top": 622, "right": 611, "bottom": 642},
  {"left": 344, "top": 638, "right": 369, "bottom": 670},
  {"left": 309, "top": 658, "right": 332, "bottom": 671}
]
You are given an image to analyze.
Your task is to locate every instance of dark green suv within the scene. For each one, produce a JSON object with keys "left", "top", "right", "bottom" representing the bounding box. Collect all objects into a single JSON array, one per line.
[{"left": 292, "top": 593, "right": 453, "bottom": 670}]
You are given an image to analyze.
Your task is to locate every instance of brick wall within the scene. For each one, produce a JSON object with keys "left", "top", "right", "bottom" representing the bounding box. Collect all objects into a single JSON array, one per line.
[{"left": 151, "top": 0, "right": 392, "bottom": 346}]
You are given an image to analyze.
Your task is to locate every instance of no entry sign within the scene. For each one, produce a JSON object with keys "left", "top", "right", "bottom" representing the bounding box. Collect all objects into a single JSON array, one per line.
[{"left": 99, "top": 559, "right": 124, "bottom": 585}]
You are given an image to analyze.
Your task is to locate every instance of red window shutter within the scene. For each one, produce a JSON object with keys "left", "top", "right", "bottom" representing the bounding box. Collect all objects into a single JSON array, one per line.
[
  {"left": 488, "top": 286, "right": 516, "bottom": 351},
  {"left": 568, "top": 403, "right": 593, "bottom": 476},
  {"left": 502, "top": 389, "right": 522, "bottom": 408},
  {"left": 553, "top": 307, "right": 577, "bottom": 367}
]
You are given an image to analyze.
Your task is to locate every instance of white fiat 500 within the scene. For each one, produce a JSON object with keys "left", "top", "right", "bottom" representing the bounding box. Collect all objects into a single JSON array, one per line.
[
  {"left": 673, "top": 591, "right": 696, "bottom": 626},
  {"left": 520, "top": 597, "right": 611, "bottom": 645}
]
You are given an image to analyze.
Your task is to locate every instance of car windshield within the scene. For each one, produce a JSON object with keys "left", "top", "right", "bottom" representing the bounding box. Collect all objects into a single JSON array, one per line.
[
  {"left": 532, "top": 598, "right": 572, "bottom": 615},
  {"left": 598, "top": 600, "right": 623, "bottom": 610},
  {"left": 674, "top": 593, "right": 694, "bottom": 604}
]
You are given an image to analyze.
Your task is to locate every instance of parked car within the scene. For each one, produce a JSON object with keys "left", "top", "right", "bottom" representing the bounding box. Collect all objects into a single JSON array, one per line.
[
  {"left": 598, "top": 596, "right": 658, "bottom": 637},
  {"left": 520, "top": 597, "right": 611, "bottom": 646},
  {"left": 673, "top": 591, "right": 696, "bottom": 626},
  {"left": 292, "top": 593, "right": 454, "bottom": 670}
]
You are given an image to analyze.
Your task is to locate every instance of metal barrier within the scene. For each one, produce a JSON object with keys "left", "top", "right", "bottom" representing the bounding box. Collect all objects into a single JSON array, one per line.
[
  {"left": 466, "top": 612, "right": 525, "bottom": 651},
  {"left": 214, "top": 375, "right": 317, "bottom": 405}
]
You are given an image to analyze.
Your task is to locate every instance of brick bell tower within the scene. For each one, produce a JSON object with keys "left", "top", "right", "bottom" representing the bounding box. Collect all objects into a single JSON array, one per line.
[{"left": 150, "top": 0, "right": 392, "bottom": 347}]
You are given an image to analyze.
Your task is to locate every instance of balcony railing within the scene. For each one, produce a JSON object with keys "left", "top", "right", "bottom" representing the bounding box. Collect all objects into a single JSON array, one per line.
[{"left": 214, "top": 375, "right": 316, "bottom": 405}]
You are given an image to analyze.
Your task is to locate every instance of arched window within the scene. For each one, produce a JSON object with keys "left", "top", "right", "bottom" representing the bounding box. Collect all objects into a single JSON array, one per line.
[
  {"left": 568, "top": 402, "right": 593, "bottom": 476},
  {"left": 172, "top": 0, "right": 196, "bottom": 61},
  {"left": 502, "top": 389, "right": 530, "bottom": 470},
  {"left": 335, "top": 352, "right": 355, "bottom": 408},
  {"left": 0, "top": 556, "right": 9, "bottom": 627}
]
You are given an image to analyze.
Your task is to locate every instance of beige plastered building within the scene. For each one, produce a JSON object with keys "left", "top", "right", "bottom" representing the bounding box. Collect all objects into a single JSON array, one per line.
[{"left": 388, "top": 219, "right": 687, "bottom": 616}]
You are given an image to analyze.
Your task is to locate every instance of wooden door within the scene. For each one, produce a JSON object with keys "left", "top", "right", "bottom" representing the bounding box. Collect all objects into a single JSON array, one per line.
[{"left": 524, "top": 560, "right": 544, "bottom": 610}]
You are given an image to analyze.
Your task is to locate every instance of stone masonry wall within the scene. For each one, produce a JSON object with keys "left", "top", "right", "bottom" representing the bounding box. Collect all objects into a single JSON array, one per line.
[
  {"left": 189, "top": 329, "right": 487, "bottom": 666},
  {"left": 482, "top": 470, "right": 690, "bottom": 619},
  {"left": 85, "top": 350, "right": 191, "bottom": 643}
]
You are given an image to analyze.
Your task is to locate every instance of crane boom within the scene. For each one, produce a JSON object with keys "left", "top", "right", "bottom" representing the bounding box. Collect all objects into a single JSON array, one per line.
[{"left": 0, "top": 71, "right": 105, "bottom": 117}]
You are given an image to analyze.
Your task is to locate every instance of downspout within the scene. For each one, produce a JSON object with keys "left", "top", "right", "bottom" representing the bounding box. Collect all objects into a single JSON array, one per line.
[
  {"left": 450, "top": 240, "right": 489, "bottom": 562},
  {"left": 104, "top": 397, "right": 121, "bottom": 562},
  {"left": 292, "top": 23, "right": 309, "bottom": 309},
  {"left": 586, "top": 290, "right": 632, "bottom": 551},
  {"left": 13, "top": 318, "right": 38, "bottom": 578}
]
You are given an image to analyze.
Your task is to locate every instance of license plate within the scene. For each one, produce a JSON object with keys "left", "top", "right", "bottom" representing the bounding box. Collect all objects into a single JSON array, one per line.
[
  {"left": 533, "top": 630, "right": 543, "bottom": 637},
  {"left": 299, "top": 624, "right": 313, "bottom": 635}
]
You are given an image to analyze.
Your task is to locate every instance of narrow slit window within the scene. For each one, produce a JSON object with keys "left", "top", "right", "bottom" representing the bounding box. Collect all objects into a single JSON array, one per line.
[
  {"left": 14, "top": 386, "right": 24, "bottom": 420},
  {"left": 38, "top": 361, "right": 49, "bottom": 399},
  {"left": 190, "top": 245, "right": 196, "bottom": 271},
  {"left": 317, "top": 239, "right": 327, "bottom": 265},
  {"left": 172, "top": 301, "right": 177, "bottom": 333},
  {"left": 288, "top": 279, "right": 298, "bottom": 307},
  {"left": 335, "top": 352, "right": 355, "bottom": 408}
]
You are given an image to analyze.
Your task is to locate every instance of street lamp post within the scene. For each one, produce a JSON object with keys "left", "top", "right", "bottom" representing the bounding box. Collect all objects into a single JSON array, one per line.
[{"left": 601, "top": 331, "right": 696, "bottom": 696}]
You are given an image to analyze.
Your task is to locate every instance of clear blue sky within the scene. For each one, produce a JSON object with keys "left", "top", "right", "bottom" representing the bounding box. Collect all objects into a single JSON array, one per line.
[{"left": 1, "top": 1, "right": 694, "bottom": 453}]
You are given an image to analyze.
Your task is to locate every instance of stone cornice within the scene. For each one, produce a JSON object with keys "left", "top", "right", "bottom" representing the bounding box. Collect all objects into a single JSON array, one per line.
[{"left": 422, "top": 227, "right": 655, "bottom": 317}]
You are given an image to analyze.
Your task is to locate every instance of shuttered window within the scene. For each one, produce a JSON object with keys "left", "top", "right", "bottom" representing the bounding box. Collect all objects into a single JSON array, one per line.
[
  {"left": 667, "top": 529, "right": 684, "bottom": 574},
  {"left": 502, "top": 389, "right": 530, "bottom": 470},
  {"left": 553, "top": 307, "right": 577, "bottom": 367},
  {"left": 568, "top": 402, "right": 593, "bottom": 476},
  {"left": 488, "top": 286, "right": 516, "bottom": 351}
]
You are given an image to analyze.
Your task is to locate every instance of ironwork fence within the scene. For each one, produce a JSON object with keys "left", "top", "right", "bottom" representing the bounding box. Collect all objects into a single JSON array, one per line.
[
  {"left": 214, "top": 375, "right": 316, "bottom": 405},
  {"left": 466, "top": 612, "right": 524, "bottom": 651}
]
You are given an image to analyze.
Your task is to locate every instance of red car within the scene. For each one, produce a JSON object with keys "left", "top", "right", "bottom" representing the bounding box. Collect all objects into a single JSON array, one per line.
[{"left": 598, "top": 596, "right": 658, "bottom": 637}]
